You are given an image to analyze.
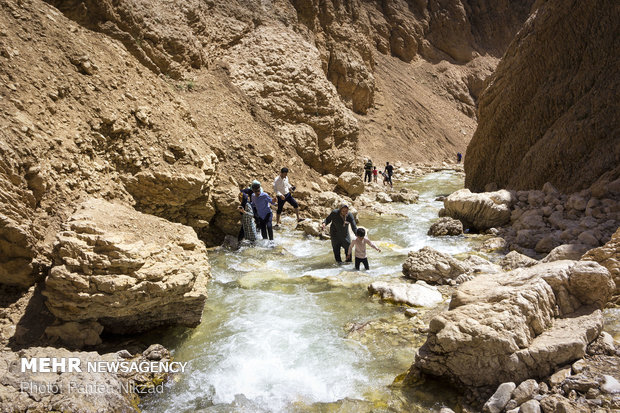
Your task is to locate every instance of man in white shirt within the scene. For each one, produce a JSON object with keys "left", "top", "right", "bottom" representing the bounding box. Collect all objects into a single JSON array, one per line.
[{"left": 273, "top": 167, "right": 303, "bottom": 227}]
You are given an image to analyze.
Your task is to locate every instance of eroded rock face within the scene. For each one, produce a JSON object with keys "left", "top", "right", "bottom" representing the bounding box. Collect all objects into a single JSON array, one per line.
[
  {"left": 122, "top": 151, "right": 218, "bottom": 238},
  {"left": 0, "top": 155, "right": 38, "bottom": 287},
  {"left": 226, "top": 24, "right": 359, "bottom": 175},
  {"left": 337, "top": 172, "right": 364, "bottom": 197},
  {"left": 402, "top": 246, "right": 471, "bottom": 284},
  {"left": 443, "top": 189, "right": 514, "bottom": 230},
  {"left": 498, "top": 250, "right": 538, "bottom": 271},
  {"left": 427, "top": 217, "right": 464, "bottom": 236},
  {"left": 465, "top": 0, "right": 619, "bottom": 193},
  {"left": 43, "top": 199, "right": 209, "bottom": 342},
  {"left": 413, "top": 260, "right": 614, "bottom": 388},
  {"left": 582, "top": 227, "right": 620, "bottom": 296}
]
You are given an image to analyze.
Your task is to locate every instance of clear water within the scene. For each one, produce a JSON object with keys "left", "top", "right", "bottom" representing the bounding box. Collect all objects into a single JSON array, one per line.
[
  {"left": 141, "top": 171, "right": 618, "bottom": 412},
  {"left": 140, "top": 171, "right": 475, "bottom": 412}
]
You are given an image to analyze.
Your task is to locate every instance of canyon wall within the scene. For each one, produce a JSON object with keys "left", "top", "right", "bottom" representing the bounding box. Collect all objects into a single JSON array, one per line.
[
  {"left": 465, "top": 0, "right": 620, "bottom": 193},
  {"left": 0, "top": 0, "right": 534, "bottom": 288}
]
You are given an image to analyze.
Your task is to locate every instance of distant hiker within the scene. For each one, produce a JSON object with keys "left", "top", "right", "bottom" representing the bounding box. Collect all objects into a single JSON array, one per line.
[
  {"left": 250, "top": 181, "right": 276, "bottom": 241},
  {"left": 382, "top": 170, "right": 391, "bottom": 187},
  {"left": 237, "top": 191, "right": 257, "bottom": 242},
  {"left": 273, "top": 167, "right": 303, "bottom": 227},
  {"left": 347, "top": 227, "right": 381, "bottom": 270},
  {"left": 322, "top": 203, "right": 358, "bottom": 263},
  {"left": 363, "top": 159, "right": 373, "bottom": 183},
  {"left": 457, "top": 152, "right": 462, "bottom": 163},
  {"left": 385, "top": 162, "right": 394, "bottom": 186},
  {"left": 372, "top": 166, "right": 378, "bottom": 183}
]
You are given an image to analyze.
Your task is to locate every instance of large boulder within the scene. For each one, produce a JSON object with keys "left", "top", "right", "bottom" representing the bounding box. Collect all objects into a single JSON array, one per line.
[
  {"left": 368, "top": 280, "right": 443, "bottom": 307},
  {"left": 121, "top": 152, "right": 218, "bottom": 236},
  {"left": 337, "top": 172, "right": 364, "bottom": 196},
  {"left": 443, "top": 189, "right": 514, "bottom": 230},
  {"left": 498, "top": 250, "right": 538, "bottom": 271},
  {"left": 427, "top": 217, "right": 464, "bottom": 236},
  {"left": 43, "top": 199, "right": 210, "bottom": 345},
  {"left": 413, "top": 260, "right": 614, "bottom": 388},
  {"left": 542, "top": 243, "right": 591, "bottom": 263},
  {"left": 402, "top": 247, "right": 471, "bottom": 284},
  {"left": 391, "top": 189, "right": 419, "bottom": 204},
  {"left": 582, "top": 227, "right": 620, "bottom": 295}
]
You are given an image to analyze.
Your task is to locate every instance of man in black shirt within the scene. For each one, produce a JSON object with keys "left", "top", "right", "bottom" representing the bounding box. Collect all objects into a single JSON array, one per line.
[
  {"left": 322, "top": 204, "right": 358, "bottom": 263},
  {"left": 385, "top": 162, "right": 394, "bottom": 186},
  {"left": 363, "top": 159, "right": 373, "bottom": 183}
]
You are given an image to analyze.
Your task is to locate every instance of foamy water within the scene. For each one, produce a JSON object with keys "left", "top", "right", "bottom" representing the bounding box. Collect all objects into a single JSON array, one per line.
[{"left": 141, "top": 171, "right": 475, "bottom": 412}]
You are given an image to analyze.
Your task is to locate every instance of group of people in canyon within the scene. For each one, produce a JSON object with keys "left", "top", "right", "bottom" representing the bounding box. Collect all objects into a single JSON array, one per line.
[
  {"left": 364, "top": 159, "right": 394, "bottom": 188},
  {"left": 236, "top": 166, "right": 382, "bottom": 269},
  {"left": 236, "top": 167, "right": 302, "bottom": 243}
]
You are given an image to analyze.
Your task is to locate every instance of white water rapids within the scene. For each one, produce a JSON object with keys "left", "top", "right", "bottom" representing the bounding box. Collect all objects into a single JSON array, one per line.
[{"left": 139, "top": 171, "right": 492, "bottom": 412}]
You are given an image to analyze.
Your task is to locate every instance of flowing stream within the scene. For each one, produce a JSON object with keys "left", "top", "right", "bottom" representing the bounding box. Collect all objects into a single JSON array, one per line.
[{"left": 140, "top": 171, "right": 619, "bottom": 412}]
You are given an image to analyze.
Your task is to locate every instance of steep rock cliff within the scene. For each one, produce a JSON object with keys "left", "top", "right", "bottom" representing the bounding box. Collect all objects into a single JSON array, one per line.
[
  {"left": 0, "top": 0, "right": 534, "bottom": 287},
  {"left": 465, "top": 0, "right": 620, "bottom": 193}
]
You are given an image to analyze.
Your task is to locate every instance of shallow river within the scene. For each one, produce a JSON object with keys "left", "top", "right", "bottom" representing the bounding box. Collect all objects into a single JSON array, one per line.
[{"left": 140, "top": 171, "right": 619, "bottom": 412}]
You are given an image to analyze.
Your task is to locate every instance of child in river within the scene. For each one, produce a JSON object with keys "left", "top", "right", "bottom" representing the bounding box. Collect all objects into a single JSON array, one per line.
[{"left": 346, "top": 227, "right": 381, "bottom": 270}]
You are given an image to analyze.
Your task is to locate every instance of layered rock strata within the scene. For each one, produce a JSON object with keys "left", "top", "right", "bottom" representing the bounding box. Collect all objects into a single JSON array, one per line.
[
  {"left": 43, "top": 199, "right": 209, "bottom": 344},
  {"left": 413, "top": 260, "right": 615, "bottom": 388},
  {"left": 465, "top": 0, "right": 620, "bottom": 193}
]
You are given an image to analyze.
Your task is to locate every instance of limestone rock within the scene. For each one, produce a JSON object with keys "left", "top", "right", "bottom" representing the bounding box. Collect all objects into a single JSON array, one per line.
[
  {"left": 483, "top": 382, "right": 515, "bottom": 413},
  {"left": 297, "top": 219, "right": 323, "bottom": 237},
  {"left": 391, "top": 189, "right": 419, "bottom": 204},
  {"left": 581, "top": 227, "right": 620, "bottom": 295},
  {"left": 427, "top": 217, "right": 464, "bottom": 236},
  {"left": 45, "top": 321, "right": 104, "bottom": 348},
  {"left": 542, "top": 243, "right": 591, "bottom": 263},
  {"left": 226, "top": 24, "right": 358, "bottom": 175},
  {"left": 480, "top": 237, "right": 508, "bottom": 252},
  {"left": 121, "top": 152, "right": 218, "bottom": 236},
  {"left": 513, "top": 379, "right": 539, "bottom": 405},
  {"left": 375, "top": 192, "right": 392, "bottom": 203},
  {"left": 402, "top": 247, "right": 471, "bottom": 284},
  {"left": 499, "top": 251, "right": 538, "bottom": 271},
  {"left": 443, "top": 188, "right": 513, "bottom": 230},
  {"left": 464, "top": 254, "right": 501, "bottom": 274},
  {"left": 519, "top": 399, "right": 541, "bottom": 413},
  {"left": 0, "top": 157, "right": 38, "bottom": 287},
  {"left": 337, "top": 172, "right": 364, "bottom": 196},
  {"left": 414, "top": 260, "right": 614, "bottom": 388},
  {"left": 43, "top": 199, "right": 210, "bottom": 344},
  {"left": 601, "top": 375, "right": 620, "bottom": 394},
  {"left": 465, "top": 0, "right": 619, "bottom": 193},
  {"left": 368, "top": 280, "right": 443, "bottom": 308}
]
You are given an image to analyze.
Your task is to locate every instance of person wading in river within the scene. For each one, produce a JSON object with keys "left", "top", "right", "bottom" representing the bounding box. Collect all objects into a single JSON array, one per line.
[
  {"left": 322, "top": 203, "right": 358, "bottom": 263},
  {"left": 363, "top": 159, "right": 373, "bottom": 183},
  {"left": 237, "top": 190, "right": 257, "bottom": 243},
  {"left": 347, "top": 227, "right": 381, "bottom": 270},
  {"left": 273, "top": 167, "right": 303, "bottom": 228},
  {"left": 250, "top": 181, "right": 276, "bottom": 242}
]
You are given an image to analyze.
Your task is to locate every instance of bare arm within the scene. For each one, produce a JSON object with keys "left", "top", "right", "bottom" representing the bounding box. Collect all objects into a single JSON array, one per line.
[{"left": 366, "top": 238, "right": 381, "bottom": 252}]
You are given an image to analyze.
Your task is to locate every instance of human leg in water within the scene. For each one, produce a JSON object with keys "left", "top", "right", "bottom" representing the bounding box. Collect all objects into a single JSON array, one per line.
[
  {"left": 331, "top": 239, "right": 344, "bottom": 262},
  {"left": 355, "top": 257, "right": 369, "bottom": 270},
  {"left": 258, "top": 211, "right": 274, "bottom": 240}
]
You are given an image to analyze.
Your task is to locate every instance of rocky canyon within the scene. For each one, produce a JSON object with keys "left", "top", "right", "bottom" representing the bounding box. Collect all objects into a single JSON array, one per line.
[{"left": 0, "top": 0, "right": 618, "bottom": 411}]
